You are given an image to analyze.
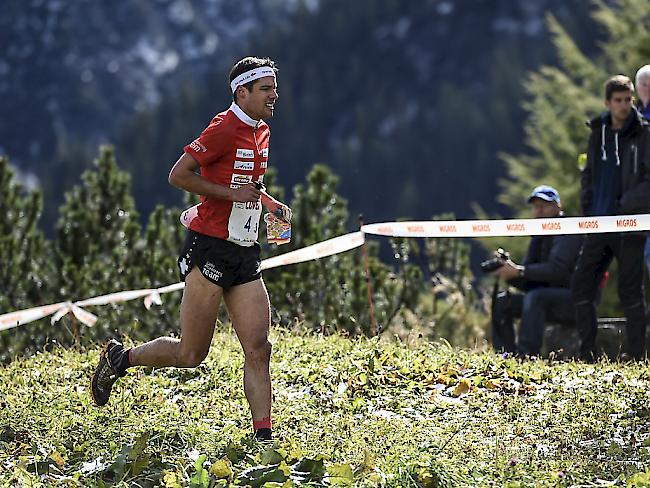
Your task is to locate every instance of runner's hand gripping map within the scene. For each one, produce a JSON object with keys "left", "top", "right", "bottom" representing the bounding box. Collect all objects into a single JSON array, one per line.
[{"left": 258, "top": 183, "right": 292, "bottom": 245}]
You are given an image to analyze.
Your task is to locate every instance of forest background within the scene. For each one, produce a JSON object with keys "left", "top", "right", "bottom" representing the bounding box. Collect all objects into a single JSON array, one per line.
[{"left": 2, "top": 0, "right": 650, "bottom": 359}]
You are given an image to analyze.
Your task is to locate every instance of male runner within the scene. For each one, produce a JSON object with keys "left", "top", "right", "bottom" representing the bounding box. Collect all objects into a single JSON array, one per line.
[{"left": 91, "top": 56, "right": 290, "bottom": 441}]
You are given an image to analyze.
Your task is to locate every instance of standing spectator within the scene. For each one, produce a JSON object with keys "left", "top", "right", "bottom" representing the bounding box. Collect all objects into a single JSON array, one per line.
[
  {"left": 635, "top": 65, "right": 650, "bottom": 281},
  {"left": 635, "top": 65, "right": 650, "bottom": 119},
  {"left": 572, "top": 75, "right": 650, "bottom": 361}
]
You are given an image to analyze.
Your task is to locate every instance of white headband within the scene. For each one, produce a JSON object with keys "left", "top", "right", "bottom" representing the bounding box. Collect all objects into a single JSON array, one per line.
[{"left": 230, "top": 66, "right": 276, "bottom": 93}]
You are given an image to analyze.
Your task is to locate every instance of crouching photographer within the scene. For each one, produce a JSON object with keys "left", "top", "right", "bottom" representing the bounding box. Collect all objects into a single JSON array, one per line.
[{"left": 489, "top": 186, "right": 583, "bottom": 357}]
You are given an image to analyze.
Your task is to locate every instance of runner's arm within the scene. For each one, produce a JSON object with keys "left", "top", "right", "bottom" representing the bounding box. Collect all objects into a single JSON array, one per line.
[
  {"left": 260, "top": 189, "right": 292, "bottom": 222},
  {"left": 169, "top": 152, "right": 260, "bottom": 203}
]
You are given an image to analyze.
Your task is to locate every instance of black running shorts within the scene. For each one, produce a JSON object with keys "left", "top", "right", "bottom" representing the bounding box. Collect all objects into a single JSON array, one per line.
[{"left": 178, "top": 230, "right": 262, "bottom": 289}]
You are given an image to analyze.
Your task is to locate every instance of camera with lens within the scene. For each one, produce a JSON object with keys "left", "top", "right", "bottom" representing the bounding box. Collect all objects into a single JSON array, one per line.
[{"left": 481, "top": 247, "right": 510, "bottom": 273}]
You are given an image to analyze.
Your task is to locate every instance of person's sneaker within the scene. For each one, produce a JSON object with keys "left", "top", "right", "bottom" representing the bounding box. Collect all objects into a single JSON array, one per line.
[{"left": 91, "top": 339, "right": 127, "bottom": 406}]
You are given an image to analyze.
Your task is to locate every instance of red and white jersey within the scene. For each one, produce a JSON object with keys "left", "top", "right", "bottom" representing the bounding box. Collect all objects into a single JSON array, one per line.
[{"left": 183, "top": 103, "right": 270, "bottom": 246}]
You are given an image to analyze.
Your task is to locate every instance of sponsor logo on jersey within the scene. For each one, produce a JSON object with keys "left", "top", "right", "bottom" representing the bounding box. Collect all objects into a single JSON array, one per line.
[
  {"left": 260, "top": 160, "right": 268, "bottom": 168},
  {"left": 262, "top": 148, "right": 269, "bottom": 157},
  {"left": 189, "top": 140, "right": 207, "bottom": 152},
  {"left": 234, "top": 201, "right": 261, "bottom": 210},
  {"left": 236, "top": 148, "right": 255, "bottom": 158},
  {"left": 234, "top": 160, "right": 254, "bottom": 171},
  {"left": 231, "top": 174, "right": 253, "bottom": 185},
  {"left": 230, "top": 184, "right": 241, "bottom": 189}
]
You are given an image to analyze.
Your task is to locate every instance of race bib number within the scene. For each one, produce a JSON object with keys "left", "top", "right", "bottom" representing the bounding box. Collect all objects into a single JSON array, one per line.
[{"left": 228, "top": 200, "right": 262, "bottom": 246}]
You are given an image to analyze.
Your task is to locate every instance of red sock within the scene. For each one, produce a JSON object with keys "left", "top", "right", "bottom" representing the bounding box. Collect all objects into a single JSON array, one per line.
[{"left": 253, "top": 417, "right": 272, "bottom": 431}]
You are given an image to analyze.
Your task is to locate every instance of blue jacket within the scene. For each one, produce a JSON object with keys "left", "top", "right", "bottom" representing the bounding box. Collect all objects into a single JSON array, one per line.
[{"left": 637, "top": 101, "right": 650, "bottom": 120}]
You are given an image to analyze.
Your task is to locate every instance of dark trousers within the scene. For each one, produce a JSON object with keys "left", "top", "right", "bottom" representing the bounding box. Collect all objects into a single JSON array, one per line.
[
  {"left": 492, "top": 287, "right": 575, "bottom": 356},
  {"left": 571, "top": 233, "right": 647, "bottom": 360}
]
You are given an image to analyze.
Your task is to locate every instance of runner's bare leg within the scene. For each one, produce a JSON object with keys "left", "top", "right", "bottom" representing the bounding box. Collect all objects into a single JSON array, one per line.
[
  {"left": 128, "top": 267, "right": 222, "bottom": 368},
  {"left": 225, "top": 279, "right": 272, "bottom": 422}
]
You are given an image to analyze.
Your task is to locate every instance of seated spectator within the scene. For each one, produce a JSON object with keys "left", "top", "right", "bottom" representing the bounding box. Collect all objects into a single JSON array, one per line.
[{"left": 491, "top": 185, "right": 582, "bottom": 357}]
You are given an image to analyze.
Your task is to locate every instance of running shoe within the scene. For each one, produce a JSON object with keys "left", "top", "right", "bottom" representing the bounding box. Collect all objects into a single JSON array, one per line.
[{"left": 90, "top": 339, "right": 126, "bottom": 406}]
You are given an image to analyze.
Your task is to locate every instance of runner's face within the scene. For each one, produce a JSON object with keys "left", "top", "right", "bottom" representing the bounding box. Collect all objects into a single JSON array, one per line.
[{"left": 238, "top": 76, "right": 278, "bottom": 120}]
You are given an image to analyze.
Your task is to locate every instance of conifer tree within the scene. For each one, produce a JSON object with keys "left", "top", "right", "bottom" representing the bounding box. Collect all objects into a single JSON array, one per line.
[
  {"left": 54, "top": 145, "right": 142, "bottom": 342},
  {"left": 0, "top": 157, "right": 53, "bottom": 361},
  {"left": 0, "top": 157, "right": 50, "bottom": 309}
]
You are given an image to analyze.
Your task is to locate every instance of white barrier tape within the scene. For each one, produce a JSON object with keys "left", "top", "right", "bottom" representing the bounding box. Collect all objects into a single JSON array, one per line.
[
  {"left": 152, "top": 282, "right": 185, "bottom": 295},
  {"left": 76, "top": 289, "right": 158, "bottom": 307},
  {"left": 50, "top": 301, "right": 98, "bottom": 327},
  {"left": 0, "top": 302, "right": 67, "bottom": 332},
  {"left": 0, "top": 233, "right": 365, "bottom": 331},
  {"left": 143, "top": 283, "right": 185, "bottom": 309},
  {"left": 361, "top": 214, "right": 650, "bottom": 238},
  {"left": 144, "top": 292, "right": 162, "bottom": 310},
  {"left": 0, "top": 284, "right": 173, "bottom": 332},
  {"left": 261, "top": 231, "right": 365, "bottom": 270}
]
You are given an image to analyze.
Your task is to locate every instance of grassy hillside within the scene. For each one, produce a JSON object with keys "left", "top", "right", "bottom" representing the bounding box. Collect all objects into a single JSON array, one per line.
[{"left": 2, "top": 327, "right": 650, "bottom": 487}]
